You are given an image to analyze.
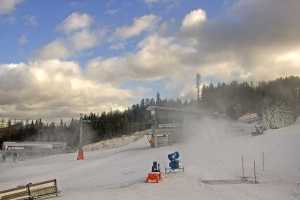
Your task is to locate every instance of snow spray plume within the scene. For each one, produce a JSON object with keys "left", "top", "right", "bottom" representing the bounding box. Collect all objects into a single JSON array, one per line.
[{"left": 79, "top": 121, "right": 98, "bottom": 147}]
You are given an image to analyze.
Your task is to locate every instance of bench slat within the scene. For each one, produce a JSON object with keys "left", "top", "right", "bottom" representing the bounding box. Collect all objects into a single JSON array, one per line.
[
  {"left": 0, "top": 179, "right": 58, "bottom": 200},
  {"left": 1, "top": 191, "right": 30, "bottom": 200},
  {"left": 31, "top": 187, "right": 57, "bottom": 197}
]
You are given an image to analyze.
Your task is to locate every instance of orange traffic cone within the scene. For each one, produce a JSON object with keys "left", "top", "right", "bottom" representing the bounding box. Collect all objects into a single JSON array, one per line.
[{"left": 77, "top": 148, "right": 84, "bottom": 160}]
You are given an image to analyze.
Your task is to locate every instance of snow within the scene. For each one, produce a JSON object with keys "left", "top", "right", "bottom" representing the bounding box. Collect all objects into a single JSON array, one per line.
[
  {"left": 1, "top": 117, "right": 300, "bottom": 200},
  {"left": 82, "top": 130, "right": 147, "bottom": 152}
]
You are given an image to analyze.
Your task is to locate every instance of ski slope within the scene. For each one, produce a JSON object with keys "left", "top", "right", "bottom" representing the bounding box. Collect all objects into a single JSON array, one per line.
[{"left": 1, "top": 117, "right": 300, "bottom": 200}]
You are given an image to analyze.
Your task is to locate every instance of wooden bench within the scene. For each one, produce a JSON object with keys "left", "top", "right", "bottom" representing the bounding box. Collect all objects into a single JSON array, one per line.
[
  {"left": 0, "top": 179, "right": 59, "bottom": 200},
  {"left": 0, "top": 186, "right": 30, "bottom": 200}
]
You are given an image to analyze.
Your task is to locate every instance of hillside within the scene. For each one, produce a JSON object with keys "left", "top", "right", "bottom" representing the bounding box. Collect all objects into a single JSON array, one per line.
[{"left": 1, "top": 117, "right": 300, "bottom": 200}]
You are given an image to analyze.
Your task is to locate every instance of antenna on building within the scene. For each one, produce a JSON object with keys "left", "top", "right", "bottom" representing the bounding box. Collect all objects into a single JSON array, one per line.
[{"left": 196, "top": 73, "right": 201, "bottom": 105}]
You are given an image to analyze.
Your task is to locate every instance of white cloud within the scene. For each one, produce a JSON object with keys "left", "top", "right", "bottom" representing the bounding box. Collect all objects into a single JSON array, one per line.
[
  {"left": 68, "top": 30, "right": 105, "bottom": 51},
  {"left": 181, "top": 9, "right": 206, "bottom": 31},
  {"left": 115, "top": 14, "right": 160, "bottom": 39},
  {"left": 36, "top": 40, "right": 70, "bottom": 60},
  {"left": 0, "top": 0, "right": 23, "bottom": 15},
  {"left": 88, "top": 1, "right": 300, "bottom": 98},
  {"left": 37, "top": 29, "right": 106, "bottom": 60},
  {"left": 86, "top": 34, "right": 194, "bottom": 84},
  {"left": 274, "top": 49, "right": 300, "bottom": 66},
  {"left": 58, "top": 12, "right": 93, "bottom": 33},
  {"left": 37, "top": 12, "right": 106, "bottom": 60},
  {"left": 0, "top": 60, "right": 133, "bottom": 119}
]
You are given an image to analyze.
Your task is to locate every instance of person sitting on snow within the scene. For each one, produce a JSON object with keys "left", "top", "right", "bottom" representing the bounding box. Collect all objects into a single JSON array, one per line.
[{"left": 152, "top": 161, "right": 160, "bottom": 172}]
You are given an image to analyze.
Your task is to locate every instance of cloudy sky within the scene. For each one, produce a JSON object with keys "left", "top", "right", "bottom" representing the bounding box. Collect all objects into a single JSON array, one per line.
[{"left": 0, "top": 0, "right": 299, "bottom": 120}]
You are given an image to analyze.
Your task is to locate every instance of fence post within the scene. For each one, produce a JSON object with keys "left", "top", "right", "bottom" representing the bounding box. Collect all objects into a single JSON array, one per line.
[
  {"left": 26, "top": 183, "right": 32, "bottom": 199},
  {"left": 262, "top": 152, "right": 265, "bottom": 171},
  {"left": 254, "top": 160, "right": 257, "bottom": 184},
  {"left": 241, "top": 155, "right": 245, "bottom": 179},
  {"left": 54, "top": 179, "right": 58, "bottom": 196}
]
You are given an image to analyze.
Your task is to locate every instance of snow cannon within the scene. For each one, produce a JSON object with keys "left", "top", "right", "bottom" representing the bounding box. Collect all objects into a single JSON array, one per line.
[
  {"left": 165, "top": 151, "right": 184, "bottom": 174},
  {"left": 146, "top": 161, "right": 162, "bottom": 183},
  {"left": 168, "top": 152, "right": 180, "bottom": 170}
]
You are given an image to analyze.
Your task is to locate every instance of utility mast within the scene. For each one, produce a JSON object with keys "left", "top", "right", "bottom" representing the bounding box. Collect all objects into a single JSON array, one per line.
[{"left": 196, "top": 73, "right": 201, "bottom": 105}]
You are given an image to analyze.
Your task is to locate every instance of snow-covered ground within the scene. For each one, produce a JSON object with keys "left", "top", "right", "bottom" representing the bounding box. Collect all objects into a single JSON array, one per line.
[
  {"left": 1, "top": 117, "right": 300, "bottom": 200},
  {"left": 82, "top": 130, "right": 148, "bottom": 152}
]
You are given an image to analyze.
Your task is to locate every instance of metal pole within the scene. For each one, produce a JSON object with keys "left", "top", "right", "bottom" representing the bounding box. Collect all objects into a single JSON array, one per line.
[
  {"left": 196, "top": 74, "right": 201, "bottom": 105},
  {"left": 79, "top": 118, "right": 83, "bottom": 148},
  {"left": 254, "top": 160, "right": 257, "bottom": 184},
  {"left": 241, "top": 155, "right": 245, "bottom": 178},
  {"left": 262, "top": 152, "right": 265, "bottom": 171}
]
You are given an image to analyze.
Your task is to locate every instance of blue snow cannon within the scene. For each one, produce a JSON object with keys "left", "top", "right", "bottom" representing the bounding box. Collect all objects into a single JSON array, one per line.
[
  {"left": 165, "top": 151, "right": 184, "bottom": 174},
  {"left": 168, "top": 152, "right": 180, "bottom": 170}
]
